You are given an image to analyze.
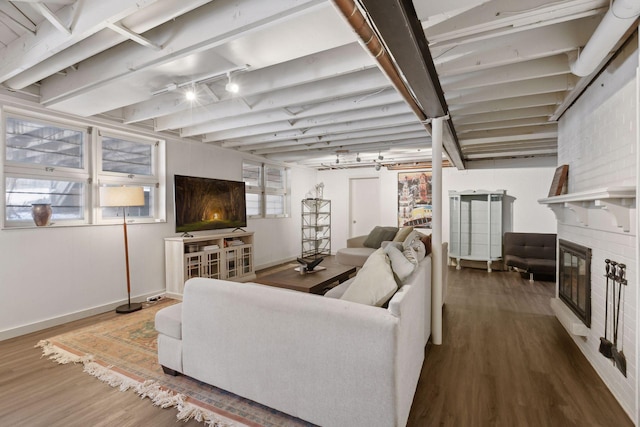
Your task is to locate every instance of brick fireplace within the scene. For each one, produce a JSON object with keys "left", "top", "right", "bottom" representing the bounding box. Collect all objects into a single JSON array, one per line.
[{"left": 539, "top": 37, "right": 637, "bottom": 422}]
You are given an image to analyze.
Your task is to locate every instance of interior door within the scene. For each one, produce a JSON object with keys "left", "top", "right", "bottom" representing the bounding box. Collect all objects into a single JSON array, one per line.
[{"left": 349, "top": 177, "right": 380, "bottom": 237}]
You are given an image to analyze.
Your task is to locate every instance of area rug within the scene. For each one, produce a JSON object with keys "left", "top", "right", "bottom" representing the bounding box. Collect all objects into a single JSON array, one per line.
[{"left": 36, "top": 298, "right": 313, "bottom": 427}]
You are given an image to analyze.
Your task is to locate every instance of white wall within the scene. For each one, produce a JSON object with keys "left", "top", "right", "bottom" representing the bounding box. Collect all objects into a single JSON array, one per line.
[
  {"left": 0, "top": 100, "right": 316, "bottom": 340},
  {"left": 442, "top": 157, "right": 558, "bottom": 238},
  {"left": 555, "top": 37, "right": 638, "bottom": 422},
  {"left": 319, "top": 157, "right": 558, "bottom": 251}
]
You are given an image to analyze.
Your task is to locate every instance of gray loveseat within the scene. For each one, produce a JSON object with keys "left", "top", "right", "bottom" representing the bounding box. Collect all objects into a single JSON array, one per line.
[{"left": 504, "top": 232, "right": 557, "bottom": 281}]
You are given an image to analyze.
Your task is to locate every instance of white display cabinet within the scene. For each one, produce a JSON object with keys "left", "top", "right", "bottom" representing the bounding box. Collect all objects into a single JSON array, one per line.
[
  {"left": 301, "top": 199, "right": 331, "bottom": 258},
  {"left": 165, "top": 230, "right": 255, "bottom": 298},
  {"left": 449, "top": 190, "right": 505, "bottom": 272}
]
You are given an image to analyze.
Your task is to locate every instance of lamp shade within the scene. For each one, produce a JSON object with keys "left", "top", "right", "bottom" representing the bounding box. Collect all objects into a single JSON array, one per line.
[{"left": 100, "top": 186, "right": 145, "bottom": 207}]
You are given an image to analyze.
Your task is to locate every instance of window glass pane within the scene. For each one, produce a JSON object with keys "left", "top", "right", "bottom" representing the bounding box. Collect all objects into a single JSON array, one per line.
[
  {"left": 5, "top": 116, "right": 84, "bottom": 169},
  {"left": 102, "top": 136, "right": 153, "bottom": 175},
  {"left": 246, "top": 192, "right": 261, "bottom": 216},
  {"left": 101, "top": 185, "right": 154, "bottom": 219},
  {"left": 242, "top": 162, "right": 262, "bottom": 187},
  {"left": 5, "top": 176, "right": 84, "bottom": 222},
  {"left": 265, "top": 166, "right": 284, "bottom": 190},
  {"left": 266, "top": 194, "right": 284, "bottom": 215}
]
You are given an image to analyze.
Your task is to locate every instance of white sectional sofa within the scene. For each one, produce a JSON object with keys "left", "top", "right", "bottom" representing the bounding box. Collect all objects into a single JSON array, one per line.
[{"left": 155, "top": 250, "right": 432, "bottom": 427}]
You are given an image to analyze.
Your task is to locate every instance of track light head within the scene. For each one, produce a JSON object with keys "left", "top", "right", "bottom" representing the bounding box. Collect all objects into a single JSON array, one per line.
[
  {"left": 225, "top": 72, "right": 239, "bottom": 93},
  {"left": 375, "top": 163, "right": 381, "bottom": 171},
  {"left": 185, "top": 86, "right": 196, "bottom": 101}
]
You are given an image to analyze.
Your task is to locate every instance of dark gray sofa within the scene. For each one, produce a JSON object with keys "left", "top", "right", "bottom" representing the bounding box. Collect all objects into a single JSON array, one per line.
[{"left": 504, "top": 232, "right": 557, "bottom": 281}]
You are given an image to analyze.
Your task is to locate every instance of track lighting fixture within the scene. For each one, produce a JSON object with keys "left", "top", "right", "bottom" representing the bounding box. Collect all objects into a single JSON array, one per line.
[
  {"left": 336, "top": 154, "right": 340, "bottom": 164},
  {"left": 378, "top": 152, "right": 384, "bottom": 161},
  {"left": 151, "top": 64, "right": 249, "bottom": 97},
  {"left": 375, "top": 163, "right": 381, "bottom": 171},
  {"left": 356, "top": 153, "right": 361, "bottom": 162}
]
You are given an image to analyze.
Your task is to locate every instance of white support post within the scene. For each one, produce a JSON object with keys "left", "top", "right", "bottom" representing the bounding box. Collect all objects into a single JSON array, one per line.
[{"left": 431, "top": 116, "right": 444, "bottom": 345}]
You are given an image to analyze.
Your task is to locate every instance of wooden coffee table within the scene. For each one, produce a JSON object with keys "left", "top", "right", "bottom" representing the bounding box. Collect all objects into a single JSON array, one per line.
[{"left": 255, "top": 261, "right": 356, "bottom": 295}]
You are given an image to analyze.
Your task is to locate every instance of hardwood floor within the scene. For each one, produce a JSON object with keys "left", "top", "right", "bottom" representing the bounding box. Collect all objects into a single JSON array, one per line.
[
  {"left": 0, "top": 265, "right": 633, "bottom": 426},
  {"left": 407, "top": 267, "right": 633, "bottom": 427}
]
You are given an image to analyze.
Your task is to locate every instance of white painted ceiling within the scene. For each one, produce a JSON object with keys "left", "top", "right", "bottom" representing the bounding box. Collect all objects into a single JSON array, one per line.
[{"left": 0, "top": 0, "right": 634, "bottom": 170}]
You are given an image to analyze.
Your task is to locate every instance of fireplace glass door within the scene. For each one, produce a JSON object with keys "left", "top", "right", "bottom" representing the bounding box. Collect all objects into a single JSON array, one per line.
[{"left": 558, "top": 239, "right": 591, "bottom": 327}]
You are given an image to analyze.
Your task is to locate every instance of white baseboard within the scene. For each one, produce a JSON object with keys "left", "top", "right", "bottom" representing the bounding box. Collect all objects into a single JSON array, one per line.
[{"left": 0, "top": 290, "right": 166, "bottom": 341}]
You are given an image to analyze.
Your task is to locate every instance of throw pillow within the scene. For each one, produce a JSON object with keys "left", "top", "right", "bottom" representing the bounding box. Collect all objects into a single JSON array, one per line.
[
  {"left": 341, "top": 248, "right": 398, "bottom": 307},
  {"left": 403, "top": 230, "right": 426, "bottom": 262},
  {"left": 393, "top": 226, "right": 414, "bottom": 242},
  {"left": 363, "top": 226, "right": 399, "bottom": 249},
  {"left": 421, "top": 233, "right": 432, "bottom": 255},
  {"left": 384, "top": 244, "right": 416, "bottom": 282}
]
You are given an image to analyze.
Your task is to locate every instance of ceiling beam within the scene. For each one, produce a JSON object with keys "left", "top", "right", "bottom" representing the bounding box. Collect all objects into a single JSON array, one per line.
[
  {"left": 0, "top": 0, "right": 157, "bottom": 83},
  {"left": 30, "top": 2, "right": 71, "bottom": 35},
  {"left": 184, "top": 89, "right": 403, "bottom": 137},
  {"left": 228, "top": 122, "right": 429, "bottom": 148},
  {"left": 446, "top": 75, "right": 576, "bottom": 105},
  {"left": 105, "top": 22, "right": 161, "bottom": 50},
  {"left": 235, "top": 131, "right": 426, "bottom": 152},
  {"left": 39, "top": 0, "right": 325, "bottom": 108},
  {"left": 214, "top": 112, "right": 418, "bottom": 146},
  {"left": 206, "top": 104, "right": 412, "bottom": 142},
  {"left": 434, "top": 16, "right": 601, "bottom": 77},
  {"left": 426, "top": 0, "right": 606, "bottom": 47},
  {"left": 453, "top": 105, "right": 556, "bottom": 126},
  {"left": 123, "top": 42, "right": 374, "bottom": 124},
  {"left": 260, "top": 137, "right": 430, "bottom": 158},
  {"left": 441, "top": 55, "right": 570, "bottom": 91},
  {"left": 0, "top": 2, "right": 36, "bottom": 34},
  {"left": 354, "top": 0, "right": 464, "bottom": 168},
  {"left": 456, "top": 117, "right": 554, "bottom": 133},
  {"left": 156, "top": 67, "right": 391, "bottom": 131},
  {"left": 449, "top": 92, "right": 564, "bottom": 115},
  {"left": 5, "top": 1, "right": 213, "bottom": 90}
]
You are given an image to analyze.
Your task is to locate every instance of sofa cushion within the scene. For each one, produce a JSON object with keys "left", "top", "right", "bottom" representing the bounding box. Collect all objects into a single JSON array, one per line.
[
  {"left": 324, "top": 277, "right": 355, "bottom": 299},
  {"left": 384, "top": 244, "right": 416, "bottom": 282},
  {"left": 363, "top": 226, "right": 399, "bottom": 249},
  {"left": 336, "top": 247, "right": 376, "bottom": 267},
  {"left": 393, "top": 226, "right": 414, "bottom": 242},
  {"left": 155, "top": 303, "right": 183, "bottom": 340},
  {"left": 341, "top": 248, "right": 398, "bottom": 306}
]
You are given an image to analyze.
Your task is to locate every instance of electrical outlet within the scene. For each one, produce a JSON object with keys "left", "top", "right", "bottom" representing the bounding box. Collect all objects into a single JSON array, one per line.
[{"left": 146, "top": 294, "right": 164, "bottom": 302}]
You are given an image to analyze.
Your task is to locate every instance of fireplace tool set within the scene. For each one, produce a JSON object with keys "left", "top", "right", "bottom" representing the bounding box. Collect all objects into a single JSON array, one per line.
[{"left": 599, "top": 259, "right": 627, "bottom": 377}]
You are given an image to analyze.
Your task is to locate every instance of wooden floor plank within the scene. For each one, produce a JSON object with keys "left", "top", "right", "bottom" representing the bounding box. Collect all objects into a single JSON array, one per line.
[
  {"left": 0, "top": 266, "right": 633, "bottom": 426},
  {"left": 407, "top": 267, "right": 633, "bottom": 427}
]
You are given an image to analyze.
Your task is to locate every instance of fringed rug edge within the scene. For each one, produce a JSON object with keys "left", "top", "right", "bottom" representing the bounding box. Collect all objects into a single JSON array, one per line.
[{"left": 36, "top": 340, "right": 240, "bottom": 427}]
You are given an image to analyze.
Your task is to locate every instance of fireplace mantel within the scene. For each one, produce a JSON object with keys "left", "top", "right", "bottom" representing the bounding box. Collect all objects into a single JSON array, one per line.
[{"left": 538, "top": 186, "right": 636, "bottom": 232}]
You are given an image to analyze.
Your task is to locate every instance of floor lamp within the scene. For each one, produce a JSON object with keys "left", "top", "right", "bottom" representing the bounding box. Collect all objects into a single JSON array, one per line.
[{"left": 100, "top": 186, "right": 145, "bottom": 314}]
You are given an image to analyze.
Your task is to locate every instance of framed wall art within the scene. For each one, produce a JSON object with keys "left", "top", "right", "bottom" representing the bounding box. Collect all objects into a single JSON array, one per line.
[
  {"left": 548, "top": 164, "right": 569, "bottom": 197},
  {"left": 397, "top": 171, "right": 432, "bottom": 228}
]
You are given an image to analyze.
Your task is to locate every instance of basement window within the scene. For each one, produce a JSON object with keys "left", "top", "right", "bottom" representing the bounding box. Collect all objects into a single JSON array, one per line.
[
  {"left": 96, "top": 131, "right": 162, "bottom": 224},
  {"left": 2, "top": 110, "right": 166, "bottom": 228},
  {"left": 242, "top": 161, "right": 289, "bottom": 218}
]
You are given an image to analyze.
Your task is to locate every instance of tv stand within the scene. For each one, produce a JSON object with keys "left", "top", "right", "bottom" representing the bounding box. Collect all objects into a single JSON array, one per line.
[{"left": 165, "top": 230, "right": 255, "bottom": 298}]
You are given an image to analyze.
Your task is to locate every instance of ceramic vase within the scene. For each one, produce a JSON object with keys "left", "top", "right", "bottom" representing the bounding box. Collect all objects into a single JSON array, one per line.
[{"left": 31, "top": 203, "right": 52, "bottom": 226}]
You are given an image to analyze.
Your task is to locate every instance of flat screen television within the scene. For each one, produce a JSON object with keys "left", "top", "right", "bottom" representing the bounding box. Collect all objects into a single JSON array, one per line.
[{"left": 174, "top": 174, "right": 247, "bottom": 233}]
